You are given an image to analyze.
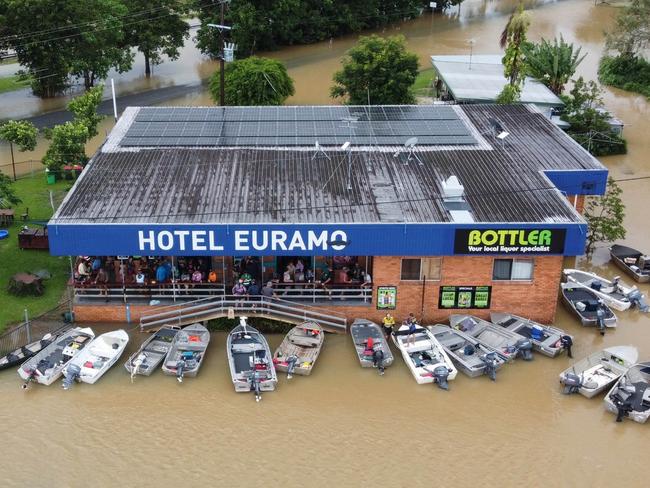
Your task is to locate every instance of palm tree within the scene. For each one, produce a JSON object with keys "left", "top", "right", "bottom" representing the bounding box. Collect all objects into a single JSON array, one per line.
[
  {"left": 497, "top": 2, "right": 531, "bottom": 103},
  {"left": 524, "top": 36, "right": 586, "bottom": 95}
]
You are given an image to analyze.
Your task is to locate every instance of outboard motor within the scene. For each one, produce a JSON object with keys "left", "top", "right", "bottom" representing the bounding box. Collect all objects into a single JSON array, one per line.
[
  {"left": 175, "top": 358, "right": 186, "bottom": 383},
  {"left": 596, "top": 305, "right": 607, "bottom": 335},
  {"left": 611, "top": 390, "right": 635, "bottom": 422},
  {"left": 560, "top": 372, "right": 583, "bottom": 395},
  {"left": 21, "top": 368, "right": 38, "bottom": 390},
  {"left": 62, "top": 364, "right": 81, "bottom": 390},
  {"left": 514, "top": 339, "right": 534, "bottom": 361},
  {"left": 251, "top": 371, "right": 262, "bottom": 402},
  {"left": 480, "top": 352, "right": 499, "bottom": 381},
  {"left": 372, "top": 348, "right": 385, "bottom": 376},
  {"left": 560, "top": 335, "right": 573, "bottom": 358},
  {"left": 131, "top": 352, "right": 146, "bottom": 382},
  {"left": 463, "top": 344, "right": 475, "bottom": 356},
  {"left": 432, "top": 366, "right": 450, "bottom": 391},
  {"left": 285, "top": 355, "right": 299, "bottom": 379},
  {"left": 627, "top": 289, "right": 649, "bottom": 312}
]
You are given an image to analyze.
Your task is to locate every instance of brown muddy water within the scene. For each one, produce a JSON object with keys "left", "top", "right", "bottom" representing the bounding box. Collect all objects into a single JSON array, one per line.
[{"left": 1, "top": 1, "right": 649, "bottom": 486}]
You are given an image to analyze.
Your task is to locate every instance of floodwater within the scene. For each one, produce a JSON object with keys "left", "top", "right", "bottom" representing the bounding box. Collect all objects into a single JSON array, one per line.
[{"left": 1, "top": 1, "right": 649, "bottom": 486}]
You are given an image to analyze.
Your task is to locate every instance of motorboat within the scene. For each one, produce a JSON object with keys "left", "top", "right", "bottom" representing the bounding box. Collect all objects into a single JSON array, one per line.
[
  {"left": 427, "top": 324, "right": 505, "bottom": 380},
  {"left": 62, "top": 329, "right": 129, "bottom": 389},
  {"left": 273, "top": 322, "right": 324, "bottom": 378},
  {"left": 227, "top": 317, "right": 277, "bottom": 401},
  {"left": 18, "top": 327, "right": 95, "bottom": 388},
  {"left": 559, "top": 346, "right": 638, "bottom": 398},
  {"left": 604, "top": 361, "right": 650, "bottom": 423},
  {"left": 125, "top": 326, "right": 180, "bottom": 380},
  {"left": 560, "top": 283, "right": 617, "bottom": 334},
  {"left": 490, "top": 312, "right": 573, "bottom": 358},
  {"left": 391, "top": 323, "right": 457, "bottom": 389},
  {"left": 349, "top": 319, "right": 394, "bottom": 375},
  {"left": 609, "top": 244, "right": 650, "bottom": 283},
  {"left": 563, "top": 268, "right": 647, "bottom": 312},
  {"left": 449, "top": 315, "right": 532, "bottom": 362},
  {"left": 0, "top": 331, "right": 60, "bottom": 371},
  {"left": 161, "top": 323, "right": 210, "bottom": 382}
]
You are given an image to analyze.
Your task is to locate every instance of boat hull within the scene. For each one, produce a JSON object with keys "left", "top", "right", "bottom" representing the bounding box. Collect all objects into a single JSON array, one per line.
[
  {"left": 350, "top": 319, "right": 394, "bottom": 369},
  {"left": 610, "top": 246, "right": 650, "bottom": 283},
  {"left": 161, "top": 324, "right": 210, "bottom": 379},
  {"left": 228, "top": 322, "right": 277, "bottom": 393},
  {"left": 490, "top": 312, "right": 569, "bottom": 358},
  {"left": 63, "top": 330, "right": 129, "bottom": 385},
  {"left": 125, "top": 326, "right": 179, "bottom": 376},
  {"left": 563, "top": 269, "right": 632, "bottom": 311},
  {"left": 273, "top": 322, "right": 324, "bottom": 376},
  {"left": 560, "top": 285, "right": 617, "bottom": 328}
]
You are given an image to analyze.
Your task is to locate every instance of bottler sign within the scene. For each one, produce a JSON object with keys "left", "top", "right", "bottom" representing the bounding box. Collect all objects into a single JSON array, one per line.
[{"left": 453, "top": 229, "right": 566, "bottom": 255}]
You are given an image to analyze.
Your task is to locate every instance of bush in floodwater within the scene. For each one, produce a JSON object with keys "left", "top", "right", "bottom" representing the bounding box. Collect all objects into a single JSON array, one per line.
[
  {"left": 207, "top": 316, "right": 294, "bottom": 334},
  {"left": 598, "top": 55, "right": 650, "bottom": 99}
]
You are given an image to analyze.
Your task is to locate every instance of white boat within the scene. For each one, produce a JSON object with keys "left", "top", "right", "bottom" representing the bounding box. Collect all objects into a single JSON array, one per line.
[
  {"left": 161, "top": 323, "right": 210, "bottom": 382},
  {"left": 350, "top": 319, "right": 394, "bottom": 375},
  {"left": 62, "top": 329, "right": 129, "bottom": 389},
  {"left": 273, "top": 322, "right": 324, "bottom": 378},
  {"left": 124, "top": 326, "right": 180, "bottom": 379},
  {"left": 604, "top": 361, "right": 650, "bottom": 423},
  {"left": 490, "top": 312, "right": 572, "bottom": 358},
  {"left": 391, "top": 324, "right": 457, "bottom": 389},
  {"left": 227, "top": 317, "right": 277, "bottom": 401},
  {"left": 563, "top": 268, "right": 644, "bottom": 311},
  {"left": 559, "top": 346, "right": 638, "bottom": 398},
  {"left": 18, "top": 327, "right": 95, "bottom": 388}
]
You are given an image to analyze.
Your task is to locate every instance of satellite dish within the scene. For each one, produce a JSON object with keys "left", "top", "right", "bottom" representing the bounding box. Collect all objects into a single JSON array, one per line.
[
  {"left": 341, "top": 141, "right": 351, "bottom": 150},
  {"left": 405, "top": 137, "right": 418, "bottom": 149}
]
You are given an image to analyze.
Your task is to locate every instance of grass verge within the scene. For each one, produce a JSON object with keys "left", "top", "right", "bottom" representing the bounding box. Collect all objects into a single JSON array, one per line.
[
  {"left": 0, "top": 74, "right": 31, "bottom": 94},
  {"left": 0, "top": 173, "right": 71, "bottom": 332},
  {"left": 412, "top": 68, "right": 435, "bottom": 97}
]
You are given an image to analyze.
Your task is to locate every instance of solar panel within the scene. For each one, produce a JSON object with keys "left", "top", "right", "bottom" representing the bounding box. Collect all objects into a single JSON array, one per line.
[{"left": 123, "top": 106, "right": 476, "bottom": 147}]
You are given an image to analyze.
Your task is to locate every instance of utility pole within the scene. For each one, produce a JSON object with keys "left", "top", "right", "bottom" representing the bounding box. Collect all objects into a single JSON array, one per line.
[{"left": 219, "top": 1, "right": 225, "bottom": 106}]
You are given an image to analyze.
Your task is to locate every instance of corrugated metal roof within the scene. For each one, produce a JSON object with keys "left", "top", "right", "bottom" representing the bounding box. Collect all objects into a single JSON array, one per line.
[{"left": 51, "top": 104, "right": 603, "bottom": 226}]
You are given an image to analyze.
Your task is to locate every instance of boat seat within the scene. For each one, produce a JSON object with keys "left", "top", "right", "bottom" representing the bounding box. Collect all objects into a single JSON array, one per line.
[
  {"left": 404, "top": 341, "right": 432, "bottom": 354},
  {"left": 232, "top": 343, "right": 257, "bottom": 353},
  {"left": 290, "top": 336, "right": 320, "bottom": 347}
]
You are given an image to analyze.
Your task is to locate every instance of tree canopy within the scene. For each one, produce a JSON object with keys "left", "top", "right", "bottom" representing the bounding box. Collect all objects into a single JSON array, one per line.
[
  {"left": 209, "top": 56, "right": 295, "bottom": 106},
  {"left": 584, "top": 177, "right": 626, "bottom": 256},
  {"left": 524, "top": 36, "right": 586, "bottom": 95},
  {"left": 42, "top": 122, "right": 89, "bottom": 172},
  {"left": 331, "top": 35, "right": 419, "bottom": 105},
  {"left": 605, "top": 0, "right": 650, "bottom": 58},
  {"left": 497, "top": 2, "right": 530, "bottom": 104},
  {"left": 67, "top": 85, "right": 105, "bottom": 139},
  {"left": 0, "top": 173, "right": 21, "bottom": 208},
  {"left": 0, "top": 120, "right": 38, "bottom": 152}
]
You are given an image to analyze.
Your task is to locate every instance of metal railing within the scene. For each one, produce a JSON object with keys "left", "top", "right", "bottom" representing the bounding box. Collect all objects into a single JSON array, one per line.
[
  {"left": 139, "top": 295, "right": 349, "bottom": 334},
  {"left": 0, "top": 313, "right": 70, "bottom": 357}
]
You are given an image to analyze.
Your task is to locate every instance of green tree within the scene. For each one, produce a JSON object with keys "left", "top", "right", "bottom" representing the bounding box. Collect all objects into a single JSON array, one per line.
[
  {"left": 124, "top": 0, "right": 189, "bottom": 77},
  {"left": 1, "top": 0, "right": 133, "bottom": 96},
  {"left": 0, "top": 120, "right": 38, "bottom": 180},
  {"left": 605, "top": 0, "right": 650, "bottom": 58},
  {"left": 496, "top": 2, "right": 531, "bottom": 104},
  {"left": 0, "top": 173, "right": 22, "bottom": 207},
  {"left": 331, "top": 35, "right": 419, "bottom": 105},
  {"left": 67, "top": 85, "right": 105, "bottom": 139},
  {"left": 524, "top": 36, "right": 586, "bottom": 95},
  {"left": 42, "top": 122, "right": 89, "bottom": 172},
  {"left": 584, "top": 177, "right": 626, "bottom": 256},
  {"left": 209, "top": 56, "right": 295, "bottom": 106}
]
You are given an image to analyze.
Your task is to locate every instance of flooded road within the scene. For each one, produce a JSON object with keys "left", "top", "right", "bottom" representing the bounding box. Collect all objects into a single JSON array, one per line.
[{"left": 1, "top": 1, "right": 649, "bottom": 486}]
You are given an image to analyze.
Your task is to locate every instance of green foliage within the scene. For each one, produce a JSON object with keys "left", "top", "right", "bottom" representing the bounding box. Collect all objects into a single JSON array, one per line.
[
  {"left": 67, "top": 85, "right": 105, "bottom": 138},
  {"left": 209, "top": 56, "right": 295, "bottom": 106},
  {"left": 584, "top": 177, "right": 626, "bottom": 256},
  {"left": 560, "top": 77, "right": 627, "bottom": 157},
  {"left": 599, "top": 55, "right": 650, "bottom": 99},
  {"left": 523, "top": 36, "right": 586, "bottom": 95},
  {"left": 0, "top": 120, "right": 38, "bottom": 152},
  {"left": 124, "top": 0, "right": 189, "bottom": 76},
  {"left": 207, "top": 316, "right": 293, "bottom": 334},
  {"left": 497, "top": 2, "right": 531, "bottom": 103},
  {"left": 331, "top": 35, "right": 419, "bottom": 105},
  {"left": 0, "top": 173, "right": 22, "bottom": 208},
  {"left": 0, "top": 74, "right": 31, "bottom": 94},
  {"left": 605, "top": 0, "right": 650, "bottom": 57},
  {"left": 196, "top": 0, "right": 423, "bottom": 57},
  {"left": 42, "top": 122, "right": 89, "bottom": 172}
]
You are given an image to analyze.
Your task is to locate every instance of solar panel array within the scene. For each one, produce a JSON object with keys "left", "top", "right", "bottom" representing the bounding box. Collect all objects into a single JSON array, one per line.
[{"left": 120, "top": 106, "right": 477, "bottom": 147}]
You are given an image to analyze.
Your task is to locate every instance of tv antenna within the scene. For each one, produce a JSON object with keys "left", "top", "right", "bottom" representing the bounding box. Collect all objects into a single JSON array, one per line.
[
  {"left": 312, "top": 141, "right": 331, "bottom": 161},
  {"left": 466, "top": 38, "right": 477, "bottom": 70}
]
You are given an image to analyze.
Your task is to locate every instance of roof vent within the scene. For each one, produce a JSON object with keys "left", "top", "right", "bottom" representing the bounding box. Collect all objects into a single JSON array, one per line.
[{"left": 441, "top": 175, "right": 474, "bottom": 222}]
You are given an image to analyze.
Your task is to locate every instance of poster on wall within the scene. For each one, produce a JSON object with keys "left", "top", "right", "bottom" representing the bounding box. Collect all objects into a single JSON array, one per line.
[
  {"left": 377, "top": 286, "right": 397, "bottom": 310},
  {"left": 438, "top": 286, "right": 492, "bottom": 309}
]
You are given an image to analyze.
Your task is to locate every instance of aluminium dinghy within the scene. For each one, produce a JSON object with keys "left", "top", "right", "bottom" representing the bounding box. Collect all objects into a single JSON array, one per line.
[
  {"left": 350, "top": 319, "right": 394, "bottom": 375},
  {"left": 161, "top": 323, "right": 210, "bottom": 382},
  {"left": 449, "top": 315, "right": 533, "bottom": 362},
  {"left": 227, "top": 317, "right": 277, "bottom": 401},
  {"left": 0, "top": 331, "right": 60, "bottom": 371},
  {"left": 604, "top": 361, "right": 650, "bottom": 423},
  {"left": 18, "top": 327, "right": 95, "bottom": 388},
  {"left": 560, "top": 283, "right": 617, "bottom": 334},
  {"left": 609, "top": 244, "right": 650, "bottom": 283},
  {"left": 490, "top": 312, "right": 573, "bottom": 358},
  {"left": 559, "top": 346, "right": 638, "bottom": 398},
  {"left": 125, "top": 326, "right": 180, "bottom": 380},
  {"left": 427, "top": 324, "right": 505, "bottom": 380},
  {"left": 563, "top": 268, "right": 647, "bottom": 311},
  {"left": 391, "top": 324, "right": 457, "bottom": 389},
  {"left": 62, "top": 329, "right": 129, "bottom": 389},
  {"left": 273, "top": 321, "right": 324, "bottom": 379}
]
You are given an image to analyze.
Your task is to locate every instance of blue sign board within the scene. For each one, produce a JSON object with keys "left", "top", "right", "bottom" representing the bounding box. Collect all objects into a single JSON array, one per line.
[{"left": 47, "top": 222, "right": 587, "bottom": 257}]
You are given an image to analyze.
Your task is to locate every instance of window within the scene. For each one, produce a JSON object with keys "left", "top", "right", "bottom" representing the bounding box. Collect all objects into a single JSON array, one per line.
[
  {"left": 492, "top": 258, "right": 534, "bottom": 281},
  {"left": 400, "top": 258, "right": 442, "bottom": 281}
]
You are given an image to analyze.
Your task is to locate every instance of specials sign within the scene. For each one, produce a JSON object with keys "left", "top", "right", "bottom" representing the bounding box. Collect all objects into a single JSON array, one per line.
[{"left": 453, "top": 229, "right": 566, "bottom": 255}]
